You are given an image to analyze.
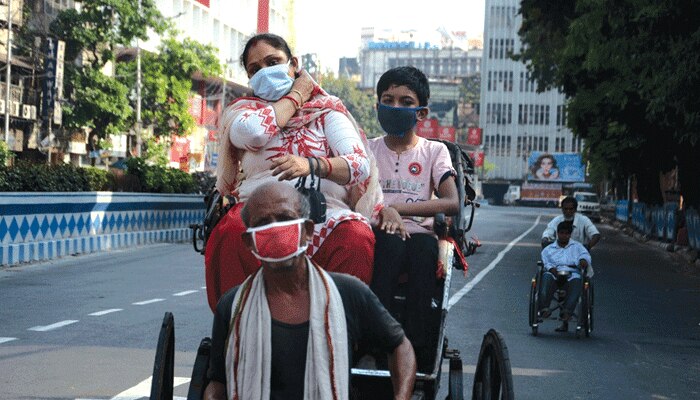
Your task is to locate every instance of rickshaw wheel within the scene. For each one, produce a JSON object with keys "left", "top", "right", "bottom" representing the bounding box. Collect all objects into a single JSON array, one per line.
[
  {"left": 150, "top": 312, "right": 175, "bottom": 400},
  {"left": 472, "top": 329, "right": 514, "bottom": 400},
  {"left": 447, "top": 356, "right": 464, "bottom": 400}
]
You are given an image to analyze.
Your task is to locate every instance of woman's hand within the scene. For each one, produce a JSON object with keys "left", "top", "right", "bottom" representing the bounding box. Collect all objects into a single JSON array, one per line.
[
  {"left": 379, "top": 206, "right": 410, "bottom": 240},
  {"left": 270, "top": 154, "right": 311, "bottom": 181},
  {"left": 290, "top": 70, "right": 316, "bottom": 104}
]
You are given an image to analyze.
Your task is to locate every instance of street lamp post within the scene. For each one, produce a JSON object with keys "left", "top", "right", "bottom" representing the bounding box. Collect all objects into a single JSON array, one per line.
[
  {"left": 135, "top": 0, "right": 142, "bottom": 157},
  {"left": 4, "top": 0, "right": 13, "bottom": 144}
]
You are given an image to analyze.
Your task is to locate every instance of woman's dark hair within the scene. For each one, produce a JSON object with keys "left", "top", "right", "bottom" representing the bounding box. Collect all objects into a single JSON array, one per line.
[
  {"left": 531, "top": 153, "right": 558, "bottom": 175},
  {"left": 376, "top": 66, "right": 430, "bottom": 106},
  {"left": 240, "top": 33, "right": 293, "bottom": 69}
]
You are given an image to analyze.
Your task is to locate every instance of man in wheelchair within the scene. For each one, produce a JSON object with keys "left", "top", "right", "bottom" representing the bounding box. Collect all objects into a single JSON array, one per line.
[{"left": 539, "top": 221, "right": 592, "bottom": 332}]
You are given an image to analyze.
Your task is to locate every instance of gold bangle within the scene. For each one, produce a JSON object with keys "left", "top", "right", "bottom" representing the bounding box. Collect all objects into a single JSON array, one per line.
[{"left": 291, "top": 89, "right": 305, "bottom": 103}]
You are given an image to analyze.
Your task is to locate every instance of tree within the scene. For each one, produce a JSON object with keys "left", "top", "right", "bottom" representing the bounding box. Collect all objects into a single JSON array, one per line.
[
  {"left": 517, "top": 0, "right": 700, "bottom": 207},
  {"left": 45, "top": 0, "right": 166, "bottom": 153},
  {"left": 116, "top": 34, "right": 223, "bottom": 138},
  {"left": 319, "top": 73, "right": 382, "bottom": 138}
]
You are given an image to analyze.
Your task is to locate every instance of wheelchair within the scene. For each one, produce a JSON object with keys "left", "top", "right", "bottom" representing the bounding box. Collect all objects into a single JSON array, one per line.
[
  {"left": 528, "top": 261, "right": 594, "bottom": 338},
  {"left": 149, "top": 140, "right": 514, "bottom": 400}
]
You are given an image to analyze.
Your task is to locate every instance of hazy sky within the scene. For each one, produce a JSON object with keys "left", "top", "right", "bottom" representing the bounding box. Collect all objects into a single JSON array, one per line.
[{"left": 295, "top": 0, "right": 485, "bottom": 72}]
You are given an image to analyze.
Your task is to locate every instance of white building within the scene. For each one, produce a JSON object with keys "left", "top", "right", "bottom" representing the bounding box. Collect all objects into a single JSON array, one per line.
[
  {"left": 480, "top": 0, "right": 582, "bottom": 181},
  {"left": 145, "top": 0, "right": 294, "bottom": 85}
]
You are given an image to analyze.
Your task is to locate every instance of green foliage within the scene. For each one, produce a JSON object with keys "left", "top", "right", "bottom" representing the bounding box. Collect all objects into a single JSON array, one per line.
[
  {"left": 116, "top": 33, "right": 223, "bottom": 139},
  {"left": 0, "top": 160, "right": 194, "bottom": 193},
  {"left": 0, "top": 161, "right": 98, "bottom": 192},
  {"left": 62, "top": 66, "right": 133, "bottom": 137},
  {"left": 142, "top": 135, "right": 170, "bottom": 167},
  {"left": 319, "top": 74, "right": 382, "bottom": 138},
  {"left": 125, "top": 157, "right": 195, "bottom": 193},
  {"left": 82, "top": 167, "right": 110, "bottom": 191},
  {"left": 50, "top": 0, "right": 166, "bottom": 68},
  {"left": 0, "top": 140, "right": 12, "bottom": 166},
  {"left": 517, "top": 0, "right": 700, "bottom": 207},
  {"left": 459, "top": 75, "right": 481, "bottom": 104}
]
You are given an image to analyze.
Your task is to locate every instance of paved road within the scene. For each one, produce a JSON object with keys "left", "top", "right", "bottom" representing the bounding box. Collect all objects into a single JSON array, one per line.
[{"left": 0, "top": 205, "right": 698, "bottom": 399}]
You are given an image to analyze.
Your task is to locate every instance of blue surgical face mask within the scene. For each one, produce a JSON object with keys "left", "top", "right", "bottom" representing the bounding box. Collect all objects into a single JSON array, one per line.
[
  {"left": 376, "top": 103, "right": 425, "bottom": 137},
  {"left": 249, "top": 61, "right": 293, "bottom": 101}
]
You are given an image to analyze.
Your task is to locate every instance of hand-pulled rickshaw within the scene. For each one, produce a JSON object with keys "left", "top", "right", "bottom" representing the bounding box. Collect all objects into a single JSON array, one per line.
[{"left": 151, "top": 140, "right": 514, "bottom": 400}]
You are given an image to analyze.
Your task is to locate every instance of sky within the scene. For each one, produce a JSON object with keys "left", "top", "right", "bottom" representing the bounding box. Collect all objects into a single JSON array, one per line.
[{"left": 294, "top": 0, "right": 485, "bottom": 72}]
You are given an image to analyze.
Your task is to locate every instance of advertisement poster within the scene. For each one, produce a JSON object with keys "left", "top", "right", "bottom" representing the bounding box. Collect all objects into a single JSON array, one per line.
[
  {"left": 468, "top": 151, "right": 484, "bottom": 167},
  {"left": 466, "top": 127, "right": 482, "bottom": 146},
  {"left": 527, "top": 152, "right": 585, "bottom": 182},
  {"left": 416, "top": 118, "right": 438, "bottom": 139}
]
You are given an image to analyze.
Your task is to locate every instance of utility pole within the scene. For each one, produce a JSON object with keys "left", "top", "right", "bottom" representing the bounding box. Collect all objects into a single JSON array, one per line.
[
  {"left": 135, "top": 0, "right": 142, "bottom": 157},
  {"left": 4, "top": 0, "right": 13, "bottom": 144}
]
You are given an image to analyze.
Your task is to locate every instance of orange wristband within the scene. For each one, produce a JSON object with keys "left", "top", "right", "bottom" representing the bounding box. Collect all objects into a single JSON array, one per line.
[
  {"left": 281, "top": 95, "right": 300, "bottom": 110},
  {"left": 322, "top": 157, "right": 332, "bottom": 178}
]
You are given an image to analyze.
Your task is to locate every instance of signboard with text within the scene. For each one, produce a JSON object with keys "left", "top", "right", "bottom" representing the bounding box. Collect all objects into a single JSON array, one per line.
[
  {"left": 170, "top": 135, "right": 191, "bottom": 163},
  {"left": 416, "top": 118, "right": 438, "bottom": 139},
  {"left": 41, "top": 38, "right": 65, "bottom": 125},
  {"left": 466, "top": 127, "right": 482, "bottom": 146},
  {"left": 436, "top": 126, "right": 456, "bottom": 142}
]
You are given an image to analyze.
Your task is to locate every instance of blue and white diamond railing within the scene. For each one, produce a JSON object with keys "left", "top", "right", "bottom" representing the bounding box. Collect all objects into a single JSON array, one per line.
[{"left": 0, "top": 192, "right": 205, "bottom": 266}]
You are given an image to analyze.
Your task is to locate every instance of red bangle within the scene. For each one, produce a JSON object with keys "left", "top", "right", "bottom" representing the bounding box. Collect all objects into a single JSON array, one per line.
[
  {"left": 322, "top": 157, "right": 332, "bottom": 177},
  {"left": 281, "top": 95, "right": 300, "bottom": 110}
]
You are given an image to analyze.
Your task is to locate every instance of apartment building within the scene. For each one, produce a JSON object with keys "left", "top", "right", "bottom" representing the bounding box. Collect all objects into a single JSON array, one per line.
[{"left": 480, "top": 0, "right": 582, "bottom": 181}]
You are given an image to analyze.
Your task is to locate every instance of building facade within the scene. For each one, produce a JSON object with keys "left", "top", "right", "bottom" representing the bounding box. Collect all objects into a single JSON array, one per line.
[
  {"left": 358, "top": 27, "right": 481, "bottom": 131},
  {"left": 480, "top": 0, "right": 582, "bottom": 181}
]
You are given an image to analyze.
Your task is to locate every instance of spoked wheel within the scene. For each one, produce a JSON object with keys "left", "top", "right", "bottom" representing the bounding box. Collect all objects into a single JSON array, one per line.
[
  {"left": 150, "top": 312, "right": 175, "bottom": 400},
  {"left": 528, "top": 278, "right": 538, "bottom": 336},
  {"left": 472, "top": 329, "right": 514, "bottom": 400}
]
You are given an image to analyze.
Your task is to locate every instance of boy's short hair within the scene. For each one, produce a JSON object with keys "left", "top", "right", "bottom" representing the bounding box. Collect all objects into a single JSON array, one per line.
[
  {"left": 376, "top": 66, "right": 430, "bottom": 107},
  {"left": 557, "top": 221, "right": 574, "bottom": 233}
]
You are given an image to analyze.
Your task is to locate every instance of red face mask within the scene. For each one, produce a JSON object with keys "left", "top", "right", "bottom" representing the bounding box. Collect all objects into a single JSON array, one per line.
[{"left": 246, "top": 219, "right": 308, "bottom": 262}]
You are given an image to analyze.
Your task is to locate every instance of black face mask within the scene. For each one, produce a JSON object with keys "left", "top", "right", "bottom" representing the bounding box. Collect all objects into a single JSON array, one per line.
[{"left": 376, "top": 103, "right": 425, "bottom": 137}]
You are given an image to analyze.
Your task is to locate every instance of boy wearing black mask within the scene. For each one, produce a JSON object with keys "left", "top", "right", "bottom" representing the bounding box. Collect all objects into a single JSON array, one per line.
[{"left": 367, "top": 66, "right": 460, "bottom": 371}]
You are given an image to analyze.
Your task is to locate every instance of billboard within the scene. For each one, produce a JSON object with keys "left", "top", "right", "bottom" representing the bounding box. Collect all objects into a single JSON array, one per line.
[{"left": 527, "top": 152, "right": 585, "bottom": 182}]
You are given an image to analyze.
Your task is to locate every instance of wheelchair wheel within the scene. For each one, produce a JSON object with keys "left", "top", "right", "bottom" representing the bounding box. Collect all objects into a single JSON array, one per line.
[
  {"left": 528, "top": 277, "right": 538, "bottom": 336},
  {"left": 584, "top": 281, "right": 594, "bottom": 337}
]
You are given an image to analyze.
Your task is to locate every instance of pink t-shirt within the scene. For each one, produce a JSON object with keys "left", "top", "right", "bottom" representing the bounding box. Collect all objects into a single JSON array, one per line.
[{"left": 368, "top": 136, "right": 455, "bottom": 234}]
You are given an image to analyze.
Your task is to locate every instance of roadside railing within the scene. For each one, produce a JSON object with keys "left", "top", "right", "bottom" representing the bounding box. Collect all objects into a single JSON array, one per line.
[
  {"left": 616, "top": 200, "right": 698, "bottom": 251},
  {"left": 0, "top": 192, "right": 205, "bottom": 266}
]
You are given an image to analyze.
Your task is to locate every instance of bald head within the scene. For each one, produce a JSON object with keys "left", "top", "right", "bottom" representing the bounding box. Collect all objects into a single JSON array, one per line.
[{"left": 241, "top": 182, "right": 310, "bottom": 227}]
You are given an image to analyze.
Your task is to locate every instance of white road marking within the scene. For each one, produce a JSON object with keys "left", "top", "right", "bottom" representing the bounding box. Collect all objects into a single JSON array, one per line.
[
  {"left": 442, "top": 362, "right": 565, "bottom": 376},
  {"left": 173, "top": 290, "right": 198, "bottom": 296},
  {"left": 108, "top": 376, "right": 190, "bottom": 400},
  {"left": 132, "top": 298, "right": 165, "bottom": 305},
  {"left": 201, "top": 286, "right": 207, "bottom": 289},
  {"left": 28, "top": 320, "right": 79, "bottom": 332},
  {"left": 0, "top": 337, "right": 18, "bottom": 344},
  {"left": 448, "top": 216, "right": 542, "bottom": 309},
  {"left": 88, "top": 308, "right": 123, "bottom": 316}
]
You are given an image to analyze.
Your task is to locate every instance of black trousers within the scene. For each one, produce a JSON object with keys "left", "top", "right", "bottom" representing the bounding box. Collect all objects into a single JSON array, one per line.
[{"left": 370, "top": 229, "right": 438, "bottom": 348}]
